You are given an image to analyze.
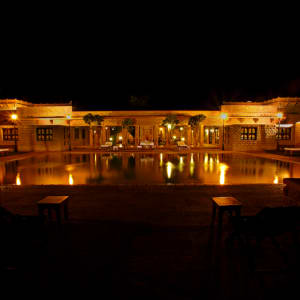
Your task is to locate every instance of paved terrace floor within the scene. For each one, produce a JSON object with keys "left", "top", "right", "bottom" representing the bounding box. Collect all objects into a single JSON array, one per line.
[{"left": 1, "top": 184, "right": 299, "bottom": 299}]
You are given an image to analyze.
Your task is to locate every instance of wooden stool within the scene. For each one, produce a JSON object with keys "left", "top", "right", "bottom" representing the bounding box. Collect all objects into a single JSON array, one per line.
[
  {"left": 37, "top": 196, "right": 69, "bottom": 224},
  {"left": 211, "top": 197, "right": 242, "bottom": 229}
]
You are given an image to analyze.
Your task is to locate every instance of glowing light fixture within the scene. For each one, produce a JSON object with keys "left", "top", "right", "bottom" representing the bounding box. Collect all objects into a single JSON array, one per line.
[
  {"left": 276, "top": 112, "right": 283, "bottom": 119},
  {"left": 69, "top": 173, "right": 74, "bottom": 185},
  {"left": 16, "top": 173, "right": 21, "bottom": 185},
  {"left": 220, "top": 113, "right": 228, "bottom": 120},
  {"left": 173, "top": 135, "right": 177, "bottom": 140},
  {"left": 219, "top": 163, "right": 228, "bottom": 185},
  {"left": 167, "top": 124, "right": 171, "bottom": 130},
  {"left": 181, "top": 137, "right": 185, "bottom": 141},
  {"left": 119, "top": 136, "right": 123, "bottom": 140},
  {"left": 109, "top": 137, "right": 113, "bottom": 141},
  {"left": 273, "top": 176, "right": 279, "bottom": 184},
  {"left": 180, "top": 127, "right": 183, "bottom": 131},
  {"left": 11, "top": 114, "right": 18, "bottom": 121}
]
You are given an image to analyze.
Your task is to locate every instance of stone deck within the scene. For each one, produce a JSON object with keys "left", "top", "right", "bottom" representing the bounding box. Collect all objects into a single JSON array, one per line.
[{"left": 1, "top": 184, "right": 299, "bottom": 298}]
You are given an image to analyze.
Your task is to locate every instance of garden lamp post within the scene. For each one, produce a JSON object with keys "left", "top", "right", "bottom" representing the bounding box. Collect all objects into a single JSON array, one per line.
[
  {"left": 220, "top": 113, "right": 227, "bottom": 151},
  {"left": 276, "top": 112, "right": 283, "bottom": 151},
  {"left": 66, "top": 115, "right": 72, "bottom": 151},
  {"left": 11, "top": 113, "right": 18, "bottom": 152}
]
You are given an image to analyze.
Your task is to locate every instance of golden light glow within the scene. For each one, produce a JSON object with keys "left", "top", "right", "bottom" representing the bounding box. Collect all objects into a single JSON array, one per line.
[
  {"left": 66, "top": 114, "right": 71, "bottom": 120},
  {"left": 273, "top": 176, "right": 279, "bottom": 184},
  {"left": 190, "top": 154, "right": 195, "bottom": 176},
  {"left": 180, "top": 127, "right": 183, "bottom": 131},
  {"left": 181, "top": 137, "right": 185, "bottom": 141},
  {"left": 119, "top": 136, "right": 123, "bottom": 140},
  {"left": 16, "top": 173, "right": 21, "bottom": 185},
  {"left": 204, "top": 153, "right": 208, "bottom": 172},
  {"left": 220, "top": 113, "right": 228, "bottom": 120},
  {"left": 209, "top": 157, "right": 214, "bottom": 172},
  {"left": 173, "top": 135, "right": 177, "bottom": 139},
  {"left": 11, "top": 114, "right": 18, "bottom": 121},
  {"left": 109, "top": 137, "right": 113, "bottom": 141},
  {"left": 190, "top": 153, "right": 194, "bottom": 165},
  {"left": 69, "top": 173, "right": 74, "bottom": 185},
  {"left": 277, "top": 112, "right": 283, "bottom": 118},
  {"left": 160, "top": 153, "right": 163, "bottom": 166},
  {"left": 179, "top": 156, "right": 184, "bottom": 172},
  {"left": 219, "top": 163, "right": 228, "bottom": 185},
  {"left": 166, "top": 161, "right": 173, "bottom": 179},
  {"left": 159, "top": 127, "right": 163, "bottom": 131},
  {"left": 167, "top": 124, "right": 171, "bottom": 130}
]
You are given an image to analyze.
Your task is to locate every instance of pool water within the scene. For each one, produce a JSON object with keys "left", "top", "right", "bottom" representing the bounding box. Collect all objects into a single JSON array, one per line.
[{"left": 0, "top": 152, "right": 298, "bottom": 185}]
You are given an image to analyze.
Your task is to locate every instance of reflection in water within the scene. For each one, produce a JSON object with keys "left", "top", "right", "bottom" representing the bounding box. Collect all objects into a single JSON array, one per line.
[
  {"left": 178, "top": 156, "right": 184, "bottom": 172},
  {"left": 69, "top": 173, "right": 74, "bottom": 185},
  {"left": 0, "top": 152, "right": 299, "bottom": 185},
  {"left": 16, "top": 173, "right": 21, "bottom": 185},
  {"left": 166, "top": 161, "right": 173, "bottom": 179}
]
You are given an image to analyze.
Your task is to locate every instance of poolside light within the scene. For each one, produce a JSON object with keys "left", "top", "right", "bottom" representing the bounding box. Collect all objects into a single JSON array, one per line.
[
  {"left": 219, "top": 163, "right": 228, "bottom": 185},
  {"left": 181, "top": 137, "right": 185, "bottom": 141},
  {"left": 11, "top": 114, "right": 18, "bottom": 152},
  {"left": 69, "top": 173, "right": 74, "bottom": 185},
  {"left": 119, "top": 136, "right": 123, "bottom": 140},
  {"left": 173, "top": 135, "right": 176, "bottom": 140},
  {"left": 180, "top": 127, "right": 183, "bottom": 131},
  {"left": 109, "top": 137, "right": 113, "bottom": 141},
  {"left": 167, "top": 124, "right": 171, "bottom": 130},
  {"left": 16, "top": 173, "right": 21, "bottom": 185}
]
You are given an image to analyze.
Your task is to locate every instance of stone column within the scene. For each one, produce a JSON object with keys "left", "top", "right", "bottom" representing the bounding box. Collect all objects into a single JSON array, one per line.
[{"left": 187, "top": 127, "right": 192, "bottom": 146}]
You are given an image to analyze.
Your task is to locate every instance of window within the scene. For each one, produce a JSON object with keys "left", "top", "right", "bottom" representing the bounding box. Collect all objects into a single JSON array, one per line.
[
  {"left": 36, "top": 127, "right": 53, "bottom": 141},
  {"left": 241, "top": 127, "right": 257, "bottom": 140},
  {"left": 75, "top": 128, "right": 80, "bottom": 139},
  {"left": 276, "top": 127, "right": 291, "bottom": 140},
  {"left": 82, "top": 128, "right": 86, "bottom": 139},
  {"left": 2, "top": 128, "right": 18, "bottom": 141}
]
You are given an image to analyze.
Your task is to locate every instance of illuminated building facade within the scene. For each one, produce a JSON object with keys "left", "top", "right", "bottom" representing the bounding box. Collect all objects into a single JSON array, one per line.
[{"left": 0, "top": 97, "right": 300, "bottom": 152}]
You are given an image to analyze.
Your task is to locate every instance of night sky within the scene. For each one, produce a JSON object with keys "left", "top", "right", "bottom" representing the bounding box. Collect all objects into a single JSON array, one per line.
[{"left": 1, "top": 9, "right": 300, "bottom": 111}]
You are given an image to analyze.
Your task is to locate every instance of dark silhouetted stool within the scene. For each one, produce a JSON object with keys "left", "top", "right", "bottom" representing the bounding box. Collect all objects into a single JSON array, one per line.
[
  {"left": 37, "top": 196, "right": 69, "bottom": 224},
  {"left": 211, "top": 197, "right": 242, "bottom": 230}
]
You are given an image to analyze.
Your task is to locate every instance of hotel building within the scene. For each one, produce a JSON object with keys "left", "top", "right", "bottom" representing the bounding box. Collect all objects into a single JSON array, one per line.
[{"left": 0, "top": 97, "right": 300, "bottom": 152}]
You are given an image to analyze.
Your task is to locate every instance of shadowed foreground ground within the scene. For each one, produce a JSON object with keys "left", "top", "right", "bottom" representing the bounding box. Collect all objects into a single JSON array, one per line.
[{"left": 1, "top": 184, "right": 299, "bottom": 299}]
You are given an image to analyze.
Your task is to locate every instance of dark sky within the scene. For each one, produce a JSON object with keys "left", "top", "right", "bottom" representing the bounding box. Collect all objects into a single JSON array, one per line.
[{"left": 1, "top": 7, "right": 300, "bottom": 110}]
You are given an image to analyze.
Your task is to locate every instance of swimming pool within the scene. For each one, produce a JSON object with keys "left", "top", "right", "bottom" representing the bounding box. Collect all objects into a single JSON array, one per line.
[{"left": 0, "top": 152, "right": 298, "bottom": 185}]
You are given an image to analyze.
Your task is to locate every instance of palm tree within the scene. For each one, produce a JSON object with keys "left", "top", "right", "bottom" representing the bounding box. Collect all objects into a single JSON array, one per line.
[
  {"left": 161, "top": 114, "right": 180, "bottom": 145},
  {"left": 94, "top": 114, "right": 104, "bottom": 146},
  {"left": 188, "top": 114, "right": 206, "bottom": 147},
  {"left": 83, "top": 113, "right": 104, "bottom": 147},
  {"left": 122, "top": 118, "right": 136, "bottom": 147},
  {"left": 83, "top": 113, "right": 95, "bottom": 147}
]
